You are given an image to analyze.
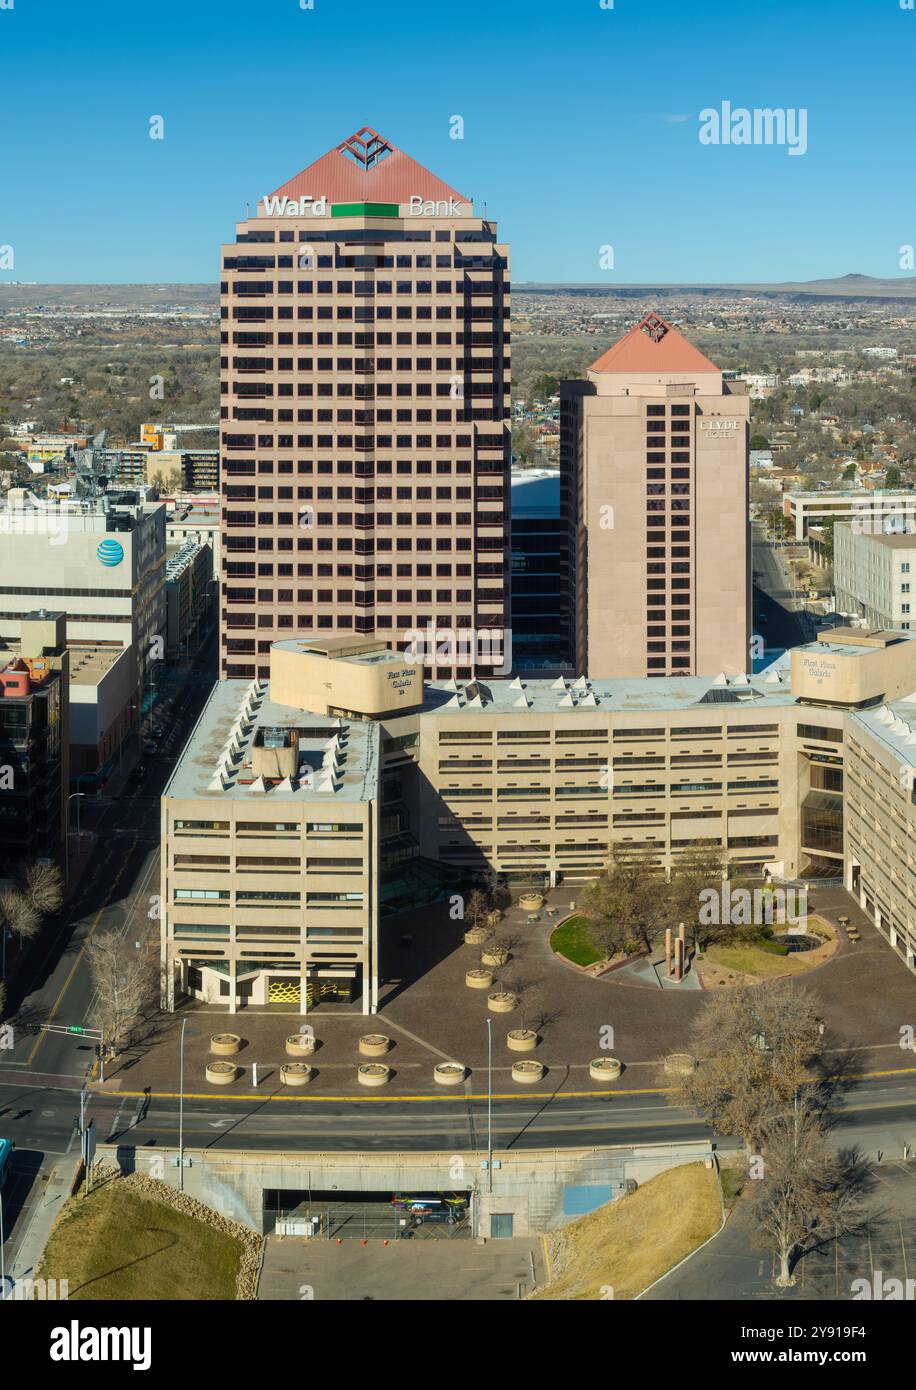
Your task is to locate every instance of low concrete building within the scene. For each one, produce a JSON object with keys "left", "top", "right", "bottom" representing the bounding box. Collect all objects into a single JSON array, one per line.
[
  {"left": 68, "top": 644, "right": 134, "bottom": 777},
  {"left": 784, "top": 488, "right": 916, "bottom": 540},
  {"left": 160, "top": 625, "right": 916, "bottom": 1009},
  {"left": 159, "top": 637, "right": 424, "bottom": 1013},
  {"left": 833, "top": 522, "right": 916, "bottom": 631}
]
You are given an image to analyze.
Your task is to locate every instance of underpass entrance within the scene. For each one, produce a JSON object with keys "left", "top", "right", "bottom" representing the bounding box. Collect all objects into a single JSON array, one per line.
[{"left": 264, "top": 1189, "right": 472, "bottom": 1240}]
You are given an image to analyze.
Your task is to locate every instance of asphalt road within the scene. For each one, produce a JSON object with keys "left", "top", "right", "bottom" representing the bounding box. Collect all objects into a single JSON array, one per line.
[
  {"left": 752, "top": 521, "right": 815, "bottom": 651},
  {"left": 3, "top": 1070, "right": 915, "bottom": 1159}
]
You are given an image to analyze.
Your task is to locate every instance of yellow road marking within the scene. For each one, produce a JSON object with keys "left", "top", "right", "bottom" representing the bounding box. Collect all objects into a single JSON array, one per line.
[
  {"left": 90, "top": 1066, "right": 916, "bottom": 1104},
  {"left": 94, "top": 1087, "right": 670, "bottom": 1102}
]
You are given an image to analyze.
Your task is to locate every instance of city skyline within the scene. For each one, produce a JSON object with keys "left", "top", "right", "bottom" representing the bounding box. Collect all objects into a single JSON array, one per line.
[{"left": 2, "top": 0, "right": 915, "bottom": 284}]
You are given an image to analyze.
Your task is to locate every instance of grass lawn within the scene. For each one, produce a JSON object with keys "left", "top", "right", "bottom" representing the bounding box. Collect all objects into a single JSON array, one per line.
[
  {"left": 704, "top": 941, "right": 811, "bottom": 978},
  {"left": 533, "top": 1162, "right": 722, "bottom": 1301},
  {"left": 37, "top": 1180, "right": 244, "bottom": 1300},
  {"left": 549, "top": 914, "right": 602, "bottom": 968}
]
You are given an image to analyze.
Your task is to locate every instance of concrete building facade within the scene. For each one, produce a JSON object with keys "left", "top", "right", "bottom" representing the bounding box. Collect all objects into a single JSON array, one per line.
[
  {"left": 165, "top": 538, "right": 213, "bottom": 660},
  {"left": 160, "top": 624, "right": 916, "bottom": 1011},
  {"left": 561, "top": 312, "right": 750, "bottom": 680},
  {"left": 783, "top": 488, "right": 916, "bottom": 541},
  {"left": 0, "top": 491, "right": 166, "bottom": 715},
  {"left": 833, "top": 522, "right": 916, "bottom": 630},
  {"left": 159, "top": 638, "right": 424, "bottom": 1014}
]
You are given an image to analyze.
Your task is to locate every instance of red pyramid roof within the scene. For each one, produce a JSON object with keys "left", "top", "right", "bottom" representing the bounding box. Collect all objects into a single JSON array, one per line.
[
  {"left": 589, "top": 312, "right": 719, "bottom": 374},
  {"left": 267, "top": 126, "right": 469, "bottom": 205}
]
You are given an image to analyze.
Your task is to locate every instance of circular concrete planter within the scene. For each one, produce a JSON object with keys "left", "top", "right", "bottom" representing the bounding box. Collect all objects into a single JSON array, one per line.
[
  {"left": 511, "top": 1059, "right": 545, "bottom": 1084},
  {"left": 507, "top": 1029, "right": 538, "bottom": 1053},
  {"left": 358, "top": 1033, "right": 390, "bottom": 1058},
  {"left": 205, "top": 1060, "right": 238, "bottom": 1086},
  {"left": 285, "top": 1034, "right": 316, "bottom": 1058},
  {"left": 518, "top": 892, "right": 544, "bottom": 912},
  {"left": 433, "top": 1062, "right": 466, "bottom": 1087},
  {"left": 358, "top": 1062, "right": 390, "bottom": 1088},
  {"left": 664, "top": 1052, "right": 697, "bottom": 1076},
  {"left": 210, "top": 1033, "right": 241, "bottom": 1057},
  {"left": 487, "top": 991, "right": 517, "bottom": 1014},
  {"left": 589, "top": 1057, "right": 623, "bottom": 1083},
  {"left": 466, "top": 968, "right": 494, "bottom": 990},
  {"left": 280, "top": 1062, "right": 312, "bottom": 1087},
  {"left": 481, "top": 945, "right": 509, "bottom": 968},
  {"left": 464, "top": 926, "right": 489, "bottom": 946}
]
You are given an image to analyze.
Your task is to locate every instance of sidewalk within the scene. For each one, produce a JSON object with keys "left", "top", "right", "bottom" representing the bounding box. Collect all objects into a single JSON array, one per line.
[{"left": 8, "top": 1155, "right": 81, "bottom": 1288}]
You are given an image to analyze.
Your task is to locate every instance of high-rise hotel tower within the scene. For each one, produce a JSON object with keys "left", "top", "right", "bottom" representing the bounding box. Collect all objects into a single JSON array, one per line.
[
  {"left": 561, "top": 311, "right": 750, "bottom": 679},
  {"left": 219, "top": 127, "right": 511, "bottom": 682}
]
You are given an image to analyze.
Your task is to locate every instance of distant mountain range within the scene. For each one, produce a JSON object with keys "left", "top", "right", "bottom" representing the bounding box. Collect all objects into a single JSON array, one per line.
[
  {"left": 516, "top": 274, "right": 916, "bottom": 302},
  {"left": 1, "top": 275, "right": 916, "bottom": 311}
]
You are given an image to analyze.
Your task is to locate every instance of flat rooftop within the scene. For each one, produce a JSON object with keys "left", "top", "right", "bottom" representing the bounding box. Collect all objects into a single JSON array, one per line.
[
  {"left": 852, "top": 697, "right": 916, "bottom": 769},
  {"left": 68, "top": 645, "right": 128, "bottom": 687},
  {"left": 421, "top": 668, "right": 796, "bottom": 716},
  {"left": 273, "top": 636, "right": 408, "bottom": 667},
  {"left": 164, "top": 678, "right": 378, "bottom": 804},
  {"left": 839, "top": 529, "right": 916, "bottom": 549},
  {"left": 810, "top": 626, "right": 906, "bottom": 653}
]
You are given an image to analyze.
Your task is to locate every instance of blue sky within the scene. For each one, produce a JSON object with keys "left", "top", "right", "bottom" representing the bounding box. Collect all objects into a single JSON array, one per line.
[{"left": 3, "top": 0, "right": 915, "bottom": 284}]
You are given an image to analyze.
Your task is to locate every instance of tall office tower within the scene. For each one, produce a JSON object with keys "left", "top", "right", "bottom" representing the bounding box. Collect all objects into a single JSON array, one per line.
[
  {"left": 219, "top": 127, "right": 511, "bottom": 683},
  {"left": 560, "top": 311, "right": 750, "bottom": 678}
]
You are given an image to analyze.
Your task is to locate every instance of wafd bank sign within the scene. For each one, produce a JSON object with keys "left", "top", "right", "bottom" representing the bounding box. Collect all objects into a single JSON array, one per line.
[{"left": 96, "top": 538, "right": 124, "bottom": 567}]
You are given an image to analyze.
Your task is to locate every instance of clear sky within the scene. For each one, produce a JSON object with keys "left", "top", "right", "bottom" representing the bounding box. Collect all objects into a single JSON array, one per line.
[{"left": 3, "top": 0, "right": 915, "bottom": 285}]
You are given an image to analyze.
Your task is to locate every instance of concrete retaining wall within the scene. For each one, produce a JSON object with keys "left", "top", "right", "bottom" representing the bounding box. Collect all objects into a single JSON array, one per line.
[{"left": 100, "top": 1139, "right": 714, "bottom": 1237}]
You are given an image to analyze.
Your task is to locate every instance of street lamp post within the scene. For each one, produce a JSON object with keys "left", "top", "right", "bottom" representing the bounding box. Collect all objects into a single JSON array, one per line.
[{"left": 66, "top": 792, "right": 86, "bottom": 882}]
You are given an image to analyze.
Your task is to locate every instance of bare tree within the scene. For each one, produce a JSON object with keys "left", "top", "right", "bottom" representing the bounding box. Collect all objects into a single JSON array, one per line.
[
  {"left": 666, "top": 841, "right": 748, "bottom": 953},
  {"left": 751, "top": 1108, "right": 872, "bottom": 1285},
  {"left": 669, "top": 983, "right": 823, "bottom": 1148},
  {"left": 86, "top": 931, "right": 156, "bottom": 1052},
  {"left": 502, "top": 972, "right": 542, "bottom": 1034},
  {"left": 463, "top": 887, "right": 491, "bottom": 935},
  {"left": 0, "top": 889, "right": 40, "bottom": 945},
  {"left": 17, "top": 860, "right": 64, "bottom": 917},
  {"left": 580, "top": 844, "right": 665, "bottom": 961}
]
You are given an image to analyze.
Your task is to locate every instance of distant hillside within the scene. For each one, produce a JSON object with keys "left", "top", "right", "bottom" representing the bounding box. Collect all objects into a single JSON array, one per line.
[
  {"left": 2, "top": 275, "right": 915, "bottom": 312},
  {"left": 516, "top": 274, "right": 916, "bottom": 303},
  {"left": 0, "top": 284, "right": 218, "bottom": 310}
]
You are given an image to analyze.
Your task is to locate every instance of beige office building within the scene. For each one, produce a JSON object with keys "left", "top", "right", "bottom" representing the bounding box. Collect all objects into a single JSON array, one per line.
[
  {"left": 561, "top": 311, "right": 750, "bottom": 679},
  {"left": 832, "top": 522, "right": 916, "bottom": 631},
  {"left": 219, "top": 126, "right": 510, "bottom": 685},
  {"left": 161, "top": 624, "right": 916, "bottom": 1012}
]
